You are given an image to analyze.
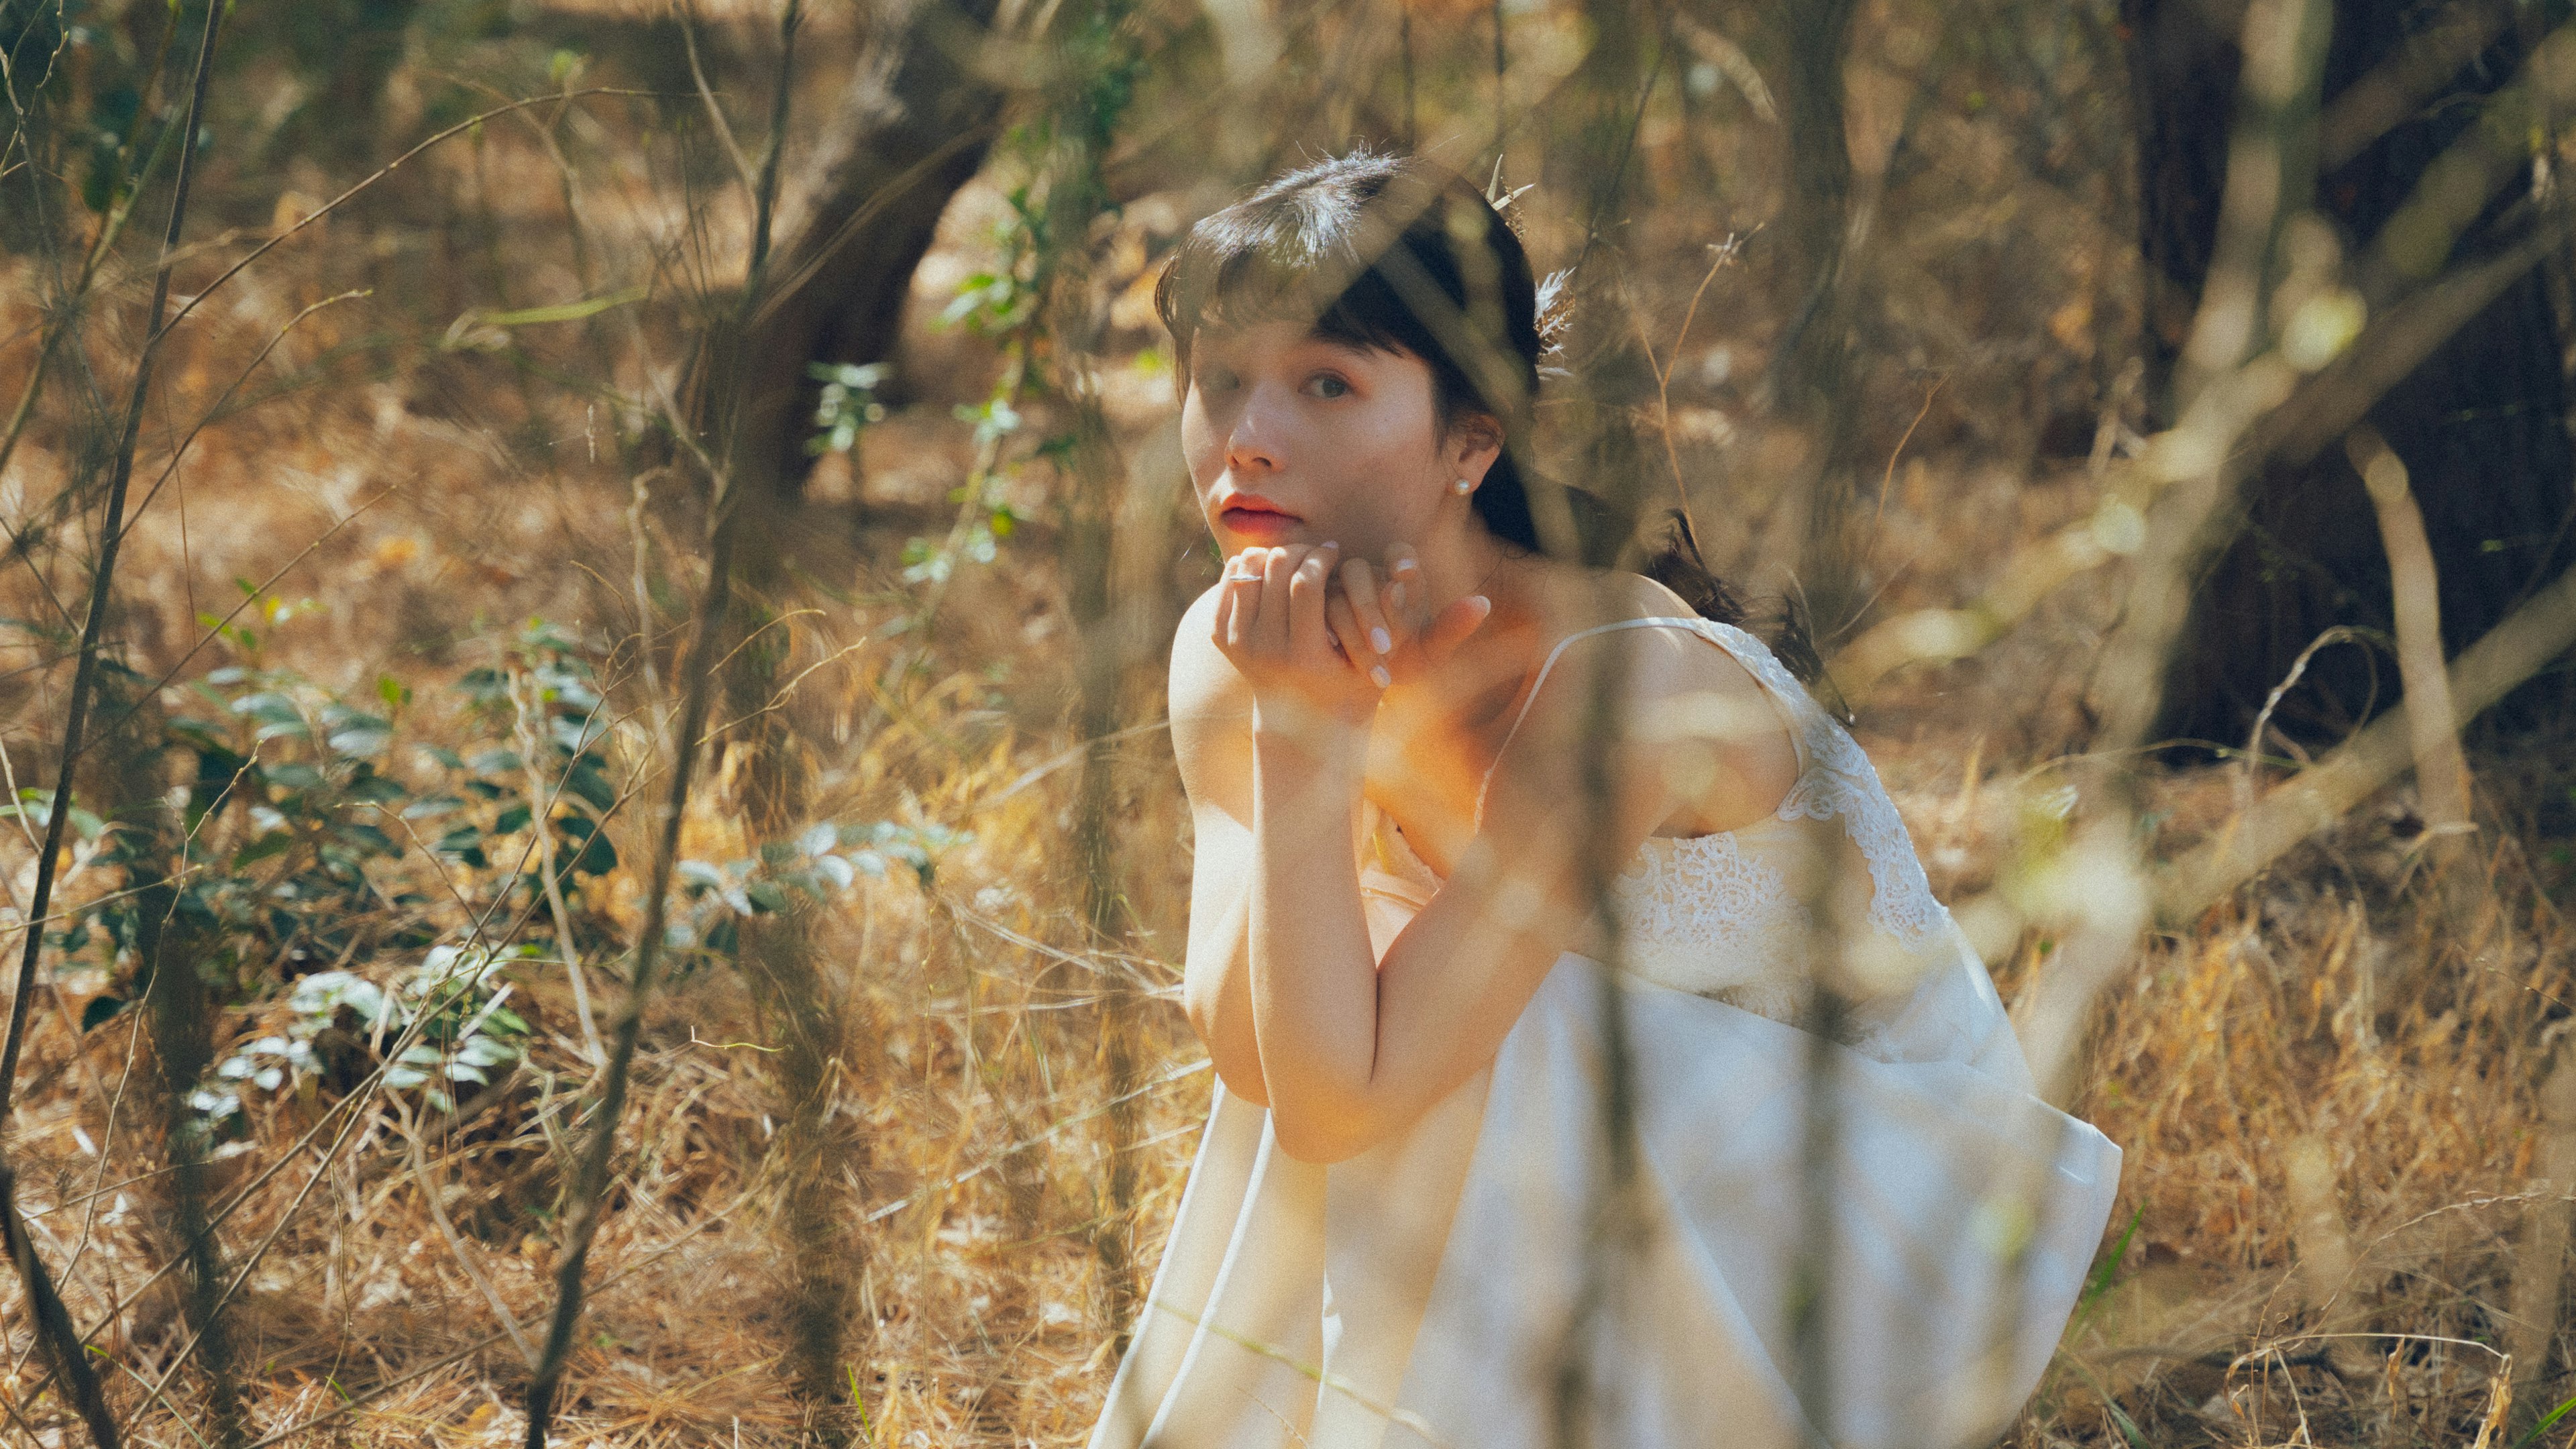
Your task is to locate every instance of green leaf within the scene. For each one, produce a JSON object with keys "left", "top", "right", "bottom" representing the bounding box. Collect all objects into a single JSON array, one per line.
[
  {"left": 563, "top": 757, "right": 615, "bottom": 813},
  {"left": 562, "top": 821, "right": 616, "bottom": 875},
  {"left": 472, "top": 282, "right": 643, "bottom": 329},
  {"left": 492, "top": 804, "right": 533, "bottom": 835},
  {"left": 233, "top": 831, "right": 295, "bottom": 867},
  {"left": 260, "top": 761, "right": 325, "bottom": 791},
  {"left": 2518, "top": 1390, "right": 2576, "bottom": 1447},
  {"left": 458, "top": 1035, "right": 519, "bottom": 1067},
  {"left": 2, "top": 791, "right": 105, "bottom": 841},
  {"left": 80, "top": 996, "right": 127, "bottom": 1032},
  {"left": 344, "top": 773, "right": 408, "bottom": 804},
  {"left": 2080, "top": 1206, "right": 2143, "bottom": 1312},
  {"left": 327, "top": 722, "right": 392, "bottom": 756},
  {"left": 549, "top": 713, "right": 606, "bottom": 755},
  {"left": 231, "top": 691, "right": 307, "bottom": 733}
]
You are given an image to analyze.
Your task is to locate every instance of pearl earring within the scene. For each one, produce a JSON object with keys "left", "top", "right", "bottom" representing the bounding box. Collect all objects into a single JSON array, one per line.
[{"left": 1451, "top": 477, "right": 1474, "bottom": 496}]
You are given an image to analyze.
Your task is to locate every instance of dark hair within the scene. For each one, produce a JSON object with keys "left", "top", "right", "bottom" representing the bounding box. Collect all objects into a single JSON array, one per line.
[{"left": 1157, "top": 150, "right": 1819, "bottom": 682}]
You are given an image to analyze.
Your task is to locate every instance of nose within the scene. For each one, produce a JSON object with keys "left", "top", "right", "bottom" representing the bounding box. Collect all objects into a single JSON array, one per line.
[{"left": 1224, "top": 381, "right": 1291, "bottom": 477}]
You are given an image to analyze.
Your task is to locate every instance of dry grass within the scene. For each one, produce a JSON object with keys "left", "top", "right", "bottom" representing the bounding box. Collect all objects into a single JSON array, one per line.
[{"left": 3, "top": 1, "right": 2575, "bottom": 1445}]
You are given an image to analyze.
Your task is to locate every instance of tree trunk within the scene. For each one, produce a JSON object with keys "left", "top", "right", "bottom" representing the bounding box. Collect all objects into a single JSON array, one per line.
[
  {"left": 2128, "top": 0, "right": 2576, "bottom": 749},
  {"left": 95, "top": 684, "right": 247, "bottom": 1448},
  {"left": 1764, "top": 0, "right": 1864, "bottom": 632},
  {"left": 715, "top": 0, "right": 1011, "bottom": 517}
]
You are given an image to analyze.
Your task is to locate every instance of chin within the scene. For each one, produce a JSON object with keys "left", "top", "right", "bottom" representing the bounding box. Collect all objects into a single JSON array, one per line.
[{"left": 1216, "top": 515, "right": 1305, "bottom": 547}]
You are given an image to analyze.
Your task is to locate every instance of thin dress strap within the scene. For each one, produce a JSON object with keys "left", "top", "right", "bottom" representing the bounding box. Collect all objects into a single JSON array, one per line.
[{"left": 1476, "top": 617, "right": 1715, "bottom": 818}]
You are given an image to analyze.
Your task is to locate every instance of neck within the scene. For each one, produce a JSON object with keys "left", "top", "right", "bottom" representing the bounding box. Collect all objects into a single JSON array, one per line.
[{"left": 1413, "top": 521, "right": 1520, "bottom": 619}]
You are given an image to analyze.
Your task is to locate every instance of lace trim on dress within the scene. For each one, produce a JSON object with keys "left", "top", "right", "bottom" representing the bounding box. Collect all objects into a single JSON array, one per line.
[
  {"left": 1405, "top": 616, "right": 1950, "bottom": 1057},
  {"left": 1688, "top": 621, "right": 1948, "bottom": 949},
  {"left": 1612, "top": 832, "right": 1807, "bottom": 996}
]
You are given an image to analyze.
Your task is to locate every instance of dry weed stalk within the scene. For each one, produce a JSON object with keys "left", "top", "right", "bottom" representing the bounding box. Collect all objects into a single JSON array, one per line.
[
  {"left": 1542, "top": 7, "right": 1667, "bottom": 1434},
  {"left": 2506, "top": 1039, "right": 2576, "bottom": 1433},
  {"left": 522, "top": 5, "right": 826, "bottom": 1442},
  {"left": 0, "top": 1, "right": 231, "bottom": 1440},
  {"left": 0, "top": 2, "right": 2569, "bottom": 1442}
]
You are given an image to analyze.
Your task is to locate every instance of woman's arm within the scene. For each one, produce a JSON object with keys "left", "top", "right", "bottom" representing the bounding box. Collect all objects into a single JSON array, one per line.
[
  {"left": 1246, "top": 629, "right": 1674, "bottom": 1162},
  {"left": 1170, "top": 586, "right": 1271, "bottom": 1106},
  {"left": 1226, "top": 555, "right": 1794, "bottom": 1163}
]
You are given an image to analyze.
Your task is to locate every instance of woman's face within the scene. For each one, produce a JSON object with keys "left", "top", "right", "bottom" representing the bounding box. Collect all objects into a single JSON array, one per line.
[{"left": 1179, "top": 320, "right": 1486, "bottom": 561}]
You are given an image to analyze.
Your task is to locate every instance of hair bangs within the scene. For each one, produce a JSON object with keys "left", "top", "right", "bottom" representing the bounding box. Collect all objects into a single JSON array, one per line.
[{"left": 1156, "top": 183, "right": 1417, "bottom": 369}]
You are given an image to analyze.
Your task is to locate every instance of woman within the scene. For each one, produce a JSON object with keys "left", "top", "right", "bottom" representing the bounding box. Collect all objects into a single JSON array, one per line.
[{"left": 1090, "top": 152, "right": 2119, "bottom": 1449}]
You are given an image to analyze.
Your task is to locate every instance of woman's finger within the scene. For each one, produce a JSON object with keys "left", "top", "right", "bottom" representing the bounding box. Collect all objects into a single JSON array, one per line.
[
  {"left": 1326, "top": 593, "right": 1389, "bottom": 688},
  {"left": 1421, "top": 592, "right": 1495, "bottom": 663},
  {"left": 1228, "top": 547, "right": 1264, "bottom": 653},
  {"left": 1386, "top": 544, "right": 1428, "bottom": 633},
  {"left": 1256, "top": 545, "right": 1299, "bottom": 654},
  {"left": 1287, "top": 543, "right": 1338, "bottom": 663},
  {"left": 1338, "top": 557, "right": 1396, "bottom": 660}
]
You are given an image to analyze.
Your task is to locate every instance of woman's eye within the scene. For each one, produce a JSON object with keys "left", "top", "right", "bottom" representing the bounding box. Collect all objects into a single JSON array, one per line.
[{"left": 1303, "top": 374, "right": 1351, "bottom": 400}]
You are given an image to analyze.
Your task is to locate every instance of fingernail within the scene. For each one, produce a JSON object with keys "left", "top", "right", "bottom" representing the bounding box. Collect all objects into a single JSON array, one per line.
[
  {"left": 1371, "top": 665, "right": 1392, "bottom": 689},
  {"left": 1322, "top": 541, "right": 1340, "bottom": 551},
  {"left": 1470, "top": 594, "right": 1491, "bottom": 612},
  {"left": 1369, "top": 627, "right": 1391, "bottom": 655}
]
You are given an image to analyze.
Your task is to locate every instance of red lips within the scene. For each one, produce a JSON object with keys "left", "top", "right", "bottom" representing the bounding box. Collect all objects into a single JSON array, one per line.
[{"left": 1216, "top": 491, "right": 1301, "bottom": 543}]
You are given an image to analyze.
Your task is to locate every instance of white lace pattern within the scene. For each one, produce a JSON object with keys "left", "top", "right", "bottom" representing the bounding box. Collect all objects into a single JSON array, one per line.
[
  {"left": 1377, "top": 616, "right": 1953, "bottom": 1051},
  {"left": 1692, "top": 621, "right": 1948, "bottom": 949}
]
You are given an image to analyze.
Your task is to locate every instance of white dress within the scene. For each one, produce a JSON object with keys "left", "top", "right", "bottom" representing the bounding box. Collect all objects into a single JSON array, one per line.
[{"left": 1091, "top": 618, "right": 2121, "bottom": 1449}]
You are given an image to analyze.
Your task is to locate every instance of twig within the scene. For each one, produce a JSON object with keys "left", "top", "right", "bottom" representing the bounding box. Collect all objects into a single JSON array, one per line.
[
  {"left": 2160, "top": 556, "right": 2576, "bottom": 924},
  {"left": 0, "top": 7, "right": 228, "bottom": 1442},
  {"left": 0, "top": 1165, "right": 121, "bottom": 1447},
  {"left": 677, "top": 3, "right": 758, "bottom": 195},
  {"left": 109, "top": 291, "right": 372, "bottom": 551},
  {"left": 155, "top": 90, "right": 664, "bottom": 343},
  {"left": 406, "top": 1124, "right": 538, "bottom": 1368},
  {"left": 1643, "top": 235, "right": 1739, "bottom": 535},
  {"left": 521, "top": 7, "right": 802, "bottom": 1441},
  {"left": 240, "top": 1179, "right": 755, "bottom": 1448},
  {"left": 2349, "top": 427, "right": 2472, "bottom": 835},
  {"left": 510, "top": 672, "right": 605, "bottom": 1068},
  {"left": 0, "top": 0, "right": 225, "bottom": 1111},
  {"left": 861, "top": 1059, "right": 1209, "bottom": 1225}
]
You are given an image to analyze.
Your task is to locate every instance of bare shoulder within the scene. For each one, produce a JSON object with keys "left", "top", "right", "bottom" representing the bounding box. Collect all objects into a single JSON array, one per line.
[
  {"left": 1531, "top": 570, "right": 1776, "bottom": 718},
  {"left": 1168, "top": 584, "right": 1252, "bottom": 809},
  {"left": 1503, "top": 569, "right": 1800, "bottom": 826},
  {"left": 1170, "top": 583, "right": 1250, "bottom": 722}
]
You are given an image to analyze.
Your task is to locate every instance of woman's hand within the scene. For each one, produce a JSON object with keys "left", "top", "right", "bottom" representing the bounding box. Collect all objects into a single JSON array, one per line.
[
  {"left": 1214, "top": 543, "right": 1380, "bottom": 756},
  {"left": 1325, "top": 544, "right": 1494, "bottom": 700}
]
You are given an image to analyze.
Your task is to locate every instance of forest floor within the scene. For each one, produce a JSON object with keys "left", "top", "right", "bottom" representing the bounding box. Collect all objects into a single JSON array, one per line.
[{"left": 5, "top": 1, "right": 2576, "bottom": 1445}]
